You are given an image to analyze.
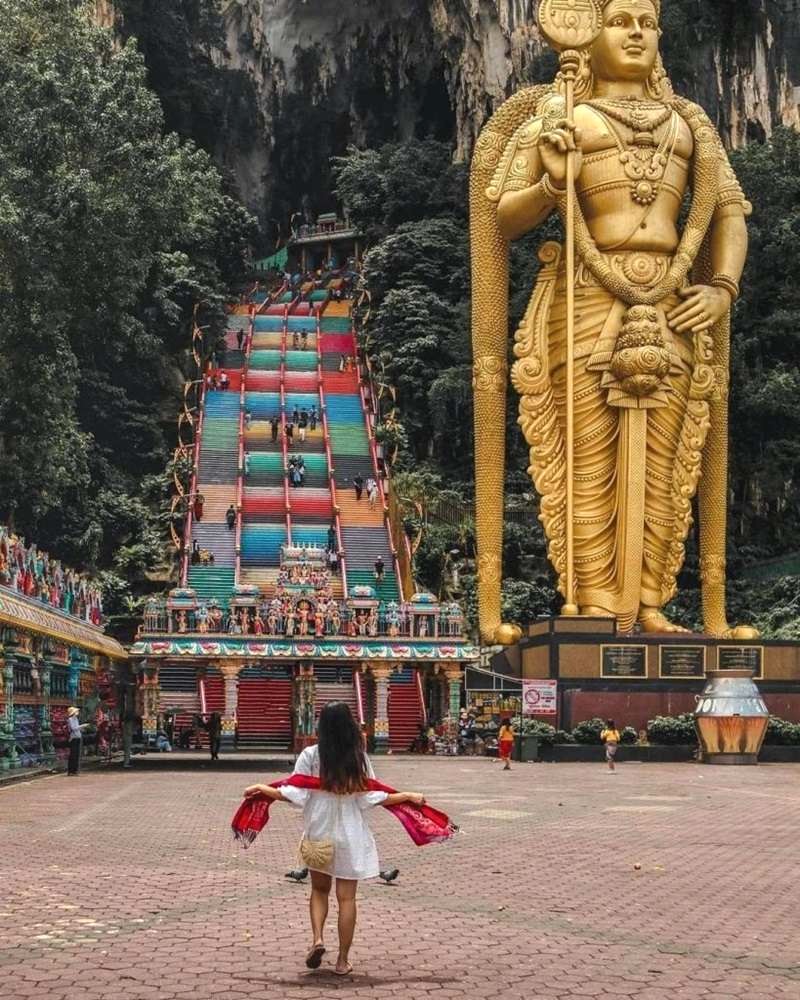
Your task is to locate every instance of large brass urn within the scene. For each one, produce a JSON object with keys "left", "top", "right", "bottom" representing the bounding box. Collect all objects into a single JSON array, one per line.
[{"left": 694, "top": 670, "right": 769, "bottom": 764}]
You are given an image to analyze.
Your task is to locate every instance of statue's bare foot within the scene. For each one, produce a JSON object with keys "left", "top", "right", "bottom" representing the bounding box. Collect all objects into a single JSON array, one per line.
[
  {"left": 581, "top": 606, "right": 615, "bottom": 618},
  {"left": 706, "top": 622, "right": 761, "bottom": 640},
  {"left": 638, "top": 609, "right": 691, "bottom": 634}
]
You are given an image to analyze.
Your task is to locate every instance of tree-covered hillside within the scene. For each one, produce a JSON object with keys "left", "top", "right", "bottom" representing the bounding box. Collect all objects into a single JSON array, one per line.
[{"left": 0, "top": 0, "right": 256, "bottom": 613}]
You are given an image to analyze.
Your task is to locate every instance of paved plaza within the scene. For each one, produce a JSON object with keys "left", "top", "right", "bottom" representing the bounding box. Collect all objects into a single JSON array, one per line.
[{"left": 2, "top": 756, "right": 799, "bottom": 999}]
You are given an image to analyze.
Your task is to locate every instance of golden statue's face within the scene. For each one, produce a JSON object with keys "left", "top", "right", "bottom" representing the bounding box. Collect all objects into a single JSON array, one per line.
[{"left": 591, "top": 0, "right": 660, "bottom": 82}]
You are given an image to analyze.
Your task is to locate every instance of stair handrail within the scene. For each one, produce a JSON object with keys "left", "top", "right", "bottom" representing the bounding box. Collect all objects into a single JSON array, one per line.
[
  {"left": 199, "top": 675, "right": 208, "bottom": 716},
  {"left": 280, "top": 311, "right": 292, "bottom": 545},
  {"left": 317, "top": 366, "right": 348, "bottom": 598},
  {"left": 181, "top": 373, "right": 207, "bottom": 585},
  {"left": 354, "top": 669, "right": 366, "bottom": 727},
  {"left": 354, "top": 347, "right": 404, "bottom": 601},
  {"left": 235, "top": 314, "right": 254, "bottom": 584},
  {"left": 414, "top": 668, "right": 427, "bottom": 728}
]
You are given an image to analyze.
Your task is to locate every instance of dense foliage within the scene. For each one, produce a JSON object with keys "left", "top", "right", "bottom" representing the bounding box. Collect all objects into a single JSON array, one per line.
[
  {"left": 335, "top": 126, "right": 800, "bottom": 637},
  {"left": 0, "top": 0, "right": 256, "bottom": 615}
]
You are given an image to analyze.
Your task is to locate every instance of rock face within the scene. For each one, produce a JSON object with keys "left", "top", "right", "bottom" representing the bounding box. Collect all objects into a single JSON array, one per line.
[{"left": 105, "top": 1, "right": 800, "bottom": 220}]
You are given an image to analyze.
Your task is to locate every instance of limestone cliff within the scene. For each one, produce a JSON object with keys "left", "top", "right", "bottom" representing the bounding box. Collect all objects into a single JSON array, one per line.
[{"left": 107, "top": 1, "right": 800, "bottom": 221}]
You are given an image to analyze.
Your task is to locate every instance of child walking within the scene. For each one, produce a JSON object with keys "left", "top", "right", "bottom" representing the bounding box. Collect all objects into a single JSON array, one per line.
[
  {"left": 600, "top": 719, "right": 621, "bottom": 772},
  {"left": 498, "top": 718, "right": 515, "bottom": 771},
  {"left": 239, "top": 703, "right": 448, "bottom": 976}
]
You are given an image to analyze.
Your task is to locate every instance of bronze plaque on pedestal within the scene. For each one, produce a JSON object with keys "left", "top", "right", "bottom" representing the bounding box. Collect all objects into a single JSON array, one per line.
[
  {"left": 659, "top": 645, "right": 706, "bottom": 679},
  {"left": 600, "top": 644, "right": 646, "bottom": 679},
  {"left": 718, "top": 646, "right": 764, "bottom": 679}
]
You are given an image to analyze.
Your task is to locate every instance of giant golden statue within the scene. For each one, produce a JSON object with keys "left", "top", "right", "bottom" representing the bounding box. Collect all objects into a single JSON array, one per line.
[{"left": 471, "top": 0, "right": 755, "bottom": 644}]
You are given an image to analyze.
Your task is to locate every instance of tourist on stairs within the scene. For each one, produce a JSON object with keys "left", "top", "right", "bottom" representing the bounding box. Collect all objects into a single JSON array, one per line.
[
  {"left": 271, "top": 415, "right": 280, "bottom": 443},
  {"left": 327, "top": 523, "right": 337, "bottom": 552},
  {"left": 366, "top": 477, "right": 378, "bottom": 509},
  {"left": 226, "top": 505, "right": 236, "bottom": 531},
  {"left": 374, "top": 557, "right": 385, "bottom": 584},
  {"left": 238, "top": 702, "right": 448, "bottom": 977},
  {"left": 310, "top": 406, "right": 318, "bottom": 431},
  {"left": 353, "top": 475, "right": 364, "bottom": 501}
]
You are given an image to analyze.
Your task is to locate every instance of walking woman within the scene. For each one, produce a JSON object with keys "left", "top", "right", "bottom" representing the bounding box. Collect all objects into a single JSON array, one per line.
[
  {"left": 238, "top": 702, "right": 450, "bottom": 976},
  {"left": 498, "top": 718, "right": 515, "bottom": 771}
]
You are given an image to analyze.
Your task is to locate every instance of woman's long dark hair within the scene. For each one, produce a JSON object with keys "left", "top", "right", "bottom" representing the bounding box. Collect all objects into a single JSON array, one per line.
[{"left": 317, "top": 702, "right": 368, "bottom": 794}]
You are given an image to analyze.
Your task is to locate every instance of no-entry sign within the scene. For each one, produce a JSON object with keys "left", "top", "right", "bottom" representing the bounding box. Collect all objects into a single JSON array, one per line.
[{"left": 522, "top": 679, "right": 557, "bottom": 716}]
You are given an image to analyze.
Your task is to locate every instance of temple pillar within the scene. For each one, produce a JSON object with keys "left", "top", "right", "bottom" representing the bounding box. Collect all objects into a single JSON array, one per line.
[
  {"left": 371, "top": 664, "right": 392, "bottom": 754},
  {"left": 140, "top": 662, "right": 160, "bottom": 742},
  {"left": 444, "top": 667, "right": 463, "bottom": 743},
  {"left": 38, "top": 656, "right": 54, "bottom": 763},
  {"left": 0, "top": 646, "right": 17, "bottom": 771},
  {"left": 293, "top": 664, "right": 316, "bottom": 751},
  {"left": 219, "top": 660, "right": 244, "bottom": 751}
]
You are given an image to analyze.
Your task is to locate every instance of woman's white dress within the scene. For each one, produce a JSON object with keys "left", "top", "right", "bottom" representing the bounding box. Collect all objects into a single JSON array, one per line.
[{"left": 280, "top": 745, "right": 388, "bottom": 880}]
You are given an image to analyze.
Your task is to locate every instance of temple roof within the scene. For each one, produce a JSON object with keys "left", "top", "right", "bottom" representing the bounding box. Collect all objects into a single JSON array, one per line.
[{"left": 0, "top": 586, "right": 127, "bottom": 659}]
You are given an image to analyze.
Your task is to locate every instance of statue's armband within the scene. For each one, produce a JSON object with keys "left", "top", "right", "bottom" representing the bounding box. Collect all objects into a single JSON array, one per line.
[{"left": 486, "top": 117, "right": 543, "bottom": 203}]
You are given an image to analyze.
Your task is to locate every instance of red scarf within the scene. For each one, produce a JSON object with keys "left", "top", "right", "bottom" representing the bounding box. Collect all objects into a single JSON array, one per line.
[{"left": 231, "top": 774, "right": 457, "bottom": 849}]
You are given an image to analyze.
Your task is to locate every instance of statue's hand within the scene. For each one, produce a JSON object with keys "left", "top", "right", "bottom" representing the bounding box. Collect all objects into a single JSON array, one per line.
[
  {"left": 667, "top": 285, "right": 731, "bottom": 335},
  {"left": 538, "top": 120, "right": 583, "bottom": 188}
]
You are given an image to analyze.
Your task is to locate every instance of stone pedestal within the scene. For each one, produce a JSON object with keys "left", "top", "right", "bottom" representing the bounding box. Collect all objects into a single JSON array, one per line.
[{"left": 503, "top": 616, "right": 800, "bottom": 732}]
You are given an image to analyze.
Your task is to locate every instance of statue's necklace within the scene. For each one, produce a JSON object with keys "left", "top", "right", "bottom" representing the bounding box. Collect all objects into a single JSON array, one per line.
[{"left": 588, "top": 100, "right": 677, "bottom": 206}]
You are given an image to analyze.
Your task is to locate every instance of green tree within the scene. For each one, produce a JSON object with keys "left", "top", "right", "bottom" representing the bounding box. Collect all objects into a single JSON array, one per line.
[{"left": 0, "top": 0, "right": 256, "bottom": 612}]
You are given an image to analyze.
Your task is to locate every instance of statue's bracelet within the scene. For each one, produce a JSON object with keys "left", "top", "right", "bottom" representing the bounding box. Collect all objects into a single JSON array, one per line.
[
  {"left": 540, "top": 173, "right": 566, "bottom": 201},
  {"left": 710, "top": 274, "right": 740, "bottom": 302}
]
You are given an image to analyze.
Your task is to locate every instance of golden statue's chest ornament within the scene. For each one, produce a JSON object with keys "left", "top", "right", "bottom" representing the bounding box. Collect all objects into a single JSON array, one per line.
[{"left": 587, "top": 100, "right": 679, "bottom": 206}]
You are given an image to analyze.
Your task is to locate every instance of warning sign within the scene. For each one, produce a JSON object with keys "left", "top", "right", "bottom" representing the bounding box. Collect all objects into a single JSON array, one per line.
[{"left": 522, "top": 679, "right": 558, "bottom": 716}]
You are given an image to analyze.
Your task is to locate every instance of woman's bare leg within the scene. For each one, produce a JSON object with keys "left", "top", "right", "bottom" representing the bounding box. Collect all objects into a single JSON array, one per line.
[
  {"left": 309, "top": 871, "right": 332, "bottom": 947},
  {"left": 334, "top": 878, "right": 358, "bottom": 973}
]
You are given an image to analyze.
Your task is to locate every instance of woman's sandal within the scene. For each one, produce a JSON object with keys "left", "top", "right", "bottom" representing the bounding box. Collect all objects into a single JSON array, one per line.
[
  {"left": 333, "top": 963, "right": 353, "bottom": 977},
  {"left": 306, "top": 943, "right": 326, "bottom": 969}
]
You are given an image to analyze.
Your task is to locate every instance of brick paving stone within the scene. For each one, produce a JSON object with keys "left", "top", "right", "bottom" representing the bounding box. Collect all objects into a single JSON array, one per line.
[{"left": 2, "top": 759, "right": 800, "bottom": 998}]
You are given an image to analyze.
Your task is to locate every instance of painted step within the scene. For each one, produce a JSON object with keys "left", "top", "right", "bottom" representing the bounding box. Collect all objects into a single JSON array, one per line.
[
  {"left": 254, "top": 315, "right": 284, "bottom": 332},
  {"left": 346, "top": 568, "right": 399, "bottom": 601},
  {"left": 197, "top": 449, "right": 239, "bottom": 484},
  {"left": 319, "top": 319, "right": 353, "bottom": 335},
  {"left": 341, "top": 527, "right": 393, "bottom": 569},
  {"left": 332, "top": 456, "right": 376, "bottom": 489},
  {"left": 250, "top": 349, "right": 282, "bottom": 370},
  {"left": 251, "top": 331, "right": 283, "bottom": 350},
  {"left": 326, "top": 395, "right": 364, "bottom": 421},
  {"left": 241, "top": 524, "right": 287, "bottom": 565},
  {"left": 388, "top": 672, "right": 424, "bottom": 751},
  {"left": 159, "top": 664, "right": 199, "bottom": 692},
  {"left": 284, "top": 350, "right": 318, "bottom": 371},
  {"left": 314, "top": 681, "right": 357, "bottom": 720},
  {"left": 187, "top": 566, "right": 235, "bottom": 608},
  {"left": 321, "top": 301, "right": 350, "bottom": 318},
  {"left": 322, "top": 371, "right": 360, "bottom": 394},
  {"left": 336, "top": 493, "right": 385, "bottom": 527},
  {"left": 244, "top": 423, "right": 284, "bottom": 452},
  {"left": 245, "top": 392, "right": 281, "bottom": 420},
  {"left": 329, "top": 424, "right": 370, "bottom": 456},
  {"left": 242, "top": 487, "right": 286, "bottom": 520},
  {"left": 191, "top": 524, "right": 237, "bottom": 566},
  {"left": 284, "top": 372, "right": 319, "bottom": 392},
  {"left": 247, "top": 452, "right": 285, "bottom": 485},
  {"left": 246, "top": 371, "right": 282, "bottom": 392},
  {"left": 192, "top": 484, "right": 237, "bottom": 522},
  {"left": 291, "top": 524, "right": 330, "bottom": 549},
  {"left": 287, "top": 489, "right": 333, "bottom": 520},
  {"left": 204, "top": 393, "right": 240, "bottom": 417}
]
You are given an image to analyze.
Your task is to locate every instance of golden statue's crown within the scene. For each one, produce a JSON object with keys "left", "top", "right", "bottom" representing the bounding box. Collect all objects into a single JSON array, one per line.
[{"left": 597, "top": 0, "right": 661, "bottom": 13}]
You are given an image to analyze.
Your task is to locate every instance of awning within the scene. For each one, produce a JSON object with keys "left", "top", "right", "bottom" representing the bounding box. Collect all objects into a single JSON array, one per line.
[{"left": 0, "top": 586, "right": 127, "bottom": 659}]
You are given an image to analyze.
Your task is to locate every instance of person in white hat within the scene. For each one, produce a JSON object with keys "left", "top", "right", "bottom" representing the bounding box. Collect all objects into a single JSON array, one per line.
[{"left": 66, "top": 707, "right": 89, "bottom": 776}]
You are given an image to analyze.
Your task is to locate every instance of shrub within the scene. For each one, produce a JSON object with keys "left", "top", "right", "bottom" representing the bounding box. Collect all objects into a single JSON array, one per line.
[
  {"left": 518, "top": 719, "right": 557, "bottom": 744},
  {"left": 620, "top": 726, "right": 638, "bottom": 745},
  {"left": 764, "top": 716, "right": 800, "bottom": 745},
  {"left": 647, "top": 714, "right": 698, "bottom": 745},
  {"left": 571, "top": 717, "right": 607, "bottom": 744}
]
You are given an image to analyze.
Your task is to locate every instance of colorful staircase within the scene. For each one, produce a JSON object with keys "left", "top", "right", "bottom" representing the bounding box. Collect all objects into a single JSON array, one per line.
[{"left": 236, "top": 664, "right": 293, "bottom": 750}]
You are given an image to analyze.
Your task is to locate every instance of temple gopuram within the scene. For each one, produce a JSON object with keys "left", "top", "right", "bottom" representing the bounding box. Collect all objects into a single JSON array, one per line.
[
  {"left": 131, "top": 283, "right": 477, "bottom": 753},
  {"left": 0, "top": 528, "right": 128, "bottom": 770}
]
